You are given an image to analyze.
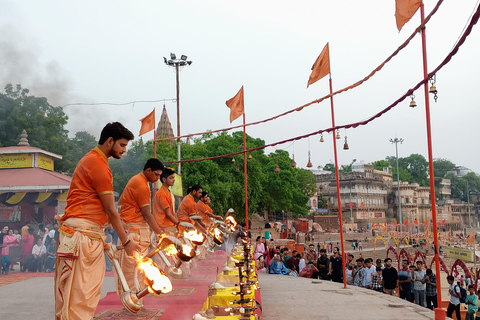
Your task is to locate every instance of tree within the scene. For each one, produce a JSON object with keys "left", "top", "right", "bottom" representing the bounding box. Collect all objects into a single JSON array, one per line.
[
  {"left": 323, "top": 163, "right": 335, "bottom": 172},
  {"left": 433, "top": 158, "right": 456, "bottom": 178},
  {"left": 0, "top": 84, "right": 69, "bottom": 172},
  {"left": 387, "top": 154, "right": 428, "bottom": 186},
  {"left": 372, "top": 160, "right": 391, "bottom": 171},
  {"left": 60, "top": 131, "right": 97, "bottom": 175}
]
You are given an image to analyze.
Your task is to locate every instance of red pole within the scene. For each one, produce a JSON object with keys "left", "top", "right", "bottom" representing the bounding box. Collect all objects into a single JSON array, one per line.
[
  {"left": 329, "top": 75, "right": 347, "bottom": 288},
  {"left": 420, "top": 4, "right": 444, "bottom": 318},
  {"left": 243, "top": 113, "right": 249, "bottom": 231}
]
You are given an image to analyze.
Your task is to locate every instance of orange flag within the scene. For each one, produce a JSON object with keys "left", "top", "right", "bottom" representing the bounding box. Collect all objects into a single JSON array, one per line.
[
  {"left": 307, "top": 43, "right": 330, "bottom": 87},
  {"left": 414, "top": 219, "right": 418, "bottom": 225},
  {"left": 394, "top": 219, "right": 398, "bottom": 226},
  {"left": 139, "top": 109, "right": 155, "bottom": 136},
  {"left": 395, "top": 0, "right": 422, "bottom": 31},
  {"left": 425, "top": 227, "right": 429, "bottom": 239},
  {"left": 403, "top": 219, "right": 408, "bottom": 226},
  {"left": 468, "top": 232, "right": 475, "bottom": 246},
  {"left": 226, "top": 86, "right": 244, "bottom": 123},
  {"left": 423, "top": 220, "right": 428, "bottom": 226}
]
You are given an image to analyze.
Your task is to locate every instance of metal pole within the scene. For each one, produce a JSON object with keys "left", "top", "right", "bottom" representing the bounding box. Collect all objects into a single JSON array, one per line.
[
  {"left": 367, "top": 184, "right": 370, "bottom": 227},
  {"left": 419, "top": 3, "right": 443, "bottom": 315},
  {"left": 175, "top": 63, "right": 181, "bottom": 176},
  {"left": 350, "top": 182, "right": 353, "bottom": 222},
  {"left": 467, "top": 181, "right": 471, "bottom": 227},
  {"left": 390, "top": 137, "right": 404, "bottom": 233}
]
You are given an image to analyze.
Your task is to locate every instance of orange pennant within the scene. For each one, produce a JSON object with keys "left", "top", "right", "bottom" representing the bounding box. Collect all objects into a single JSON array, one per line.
[
  {"left": 423, "top": 220, "right": 428, "bottom": 226},
  {"left": 394, "top": 219, "right": 397, "bottom": 226},
  {"left": 226, "top": 86, "right": 244, "bottom": 123},
  {"left": 139, "top": 109, "right": 155, "bottom": 136},
  {"left": 307, "top": 43, "right": 330, "bottom": 87},
  {"left": 395, "top": 0, "right": 422, "bottom": 31},
  {"left": 442, "top": 219, "right": 446, "bottom": 225},
  {"left": 414, "top": 219, "right": 418, "bottom": 225},
  {"left": 425, "top": 227, "right": 429, "bottom": 239},
  {"left": 468, "top": 232, "right": 475, "bottom": 246},
  {"left": 403, "top": 219, "right": 408, "bottom": 226}
]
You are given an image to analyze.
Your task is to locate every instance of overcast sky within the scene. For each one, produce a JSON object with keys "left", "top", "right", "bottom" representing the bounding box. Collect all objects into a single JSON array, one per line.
[{"left": 1, "top": 0, "right": 479, "bottom": 174}]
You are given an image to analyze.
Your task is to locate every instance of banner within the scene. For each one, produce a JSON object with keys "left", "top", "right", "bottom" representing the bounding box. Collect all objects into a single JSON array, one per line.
[
  {"left": 445, "top": 247, "right": 474, "bottom": 262},
  {"left": 0, "top": 153, "right": 33, "bottom": 169}
]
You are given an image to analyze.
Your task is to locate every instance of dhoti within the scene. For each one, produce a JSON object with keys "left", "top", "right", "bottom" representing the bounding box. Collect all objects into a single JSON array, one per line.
[
  {"left": 54, "top": 218, "right": 106, "bottom": 320},
  {"left": 115, "top": 222, "right": 151, "bottom": 298}
]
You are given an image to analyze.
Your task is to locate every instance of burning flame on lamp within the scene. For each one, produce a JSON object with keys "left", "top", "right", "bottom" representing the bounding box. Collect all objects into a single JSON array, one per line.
[
  {"left": 184, "top": 229, "right": 205, "bottom": 245},
  {"left": 163, "top": 244, "right": 178, "bottom": 256},
  {"left": 137, "top": 257, "right": 173, "bottom": 294},
  {"left": 212, "top": 228, "right": 224, "bottom": 245}
]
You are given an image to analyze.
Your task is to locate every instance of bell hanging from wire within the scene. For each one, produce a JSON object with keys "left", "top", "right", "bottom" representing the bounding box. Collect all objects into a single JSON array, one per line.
[
  {"left": 291, "top": 155, "right": 296, "bottom": 168},
  {"left": 320, "top": 134, "right": 324, "bottom": 143},
  {"left": 343, "top": 136, "right": 349, "bottom": 150},
  {"left": 335, "top": 130, "right": 341, "bottom": 139},
  {"left": 306, "top": 151, "right": 313, "bottom": 168},
  {"left": 409, "top": 94, "right": 417, "bottom": 108},
  {"left": 248, "top": 153, "right": 252, "bottom": 159},
  {"left": 232, "top": 157, "right": 236, "bottom": 163},
  {"left": 274, "top": 157, "right": 280, "bottom": 173}
]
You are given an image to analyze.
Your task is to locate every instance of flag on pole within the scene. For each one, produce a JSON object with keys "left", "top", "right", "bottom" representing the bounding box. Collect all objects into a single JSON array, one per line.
[
  {"left": 414, "top": 219, "right": 418, "bottom": 225},
  {"left": 423, "top": 220, "right": 428, "bottom": 226},
  {"left": 441, "top": 219, "right": 446, "bottom": 225},
  {"left": 395, "top": 0, "right": 422, "bottom": 31},
  {"left": 403, "top": 219, "right": 408, "bottom": 226},
  {"left": 307, "top": 43, "right": 331, "bottom": 87},
  {"left": 394, "top": 219, "right": 397, "bottom": 226},
  {"left": 226, "top": 86, "right": 244, "bottom": 123},
  {"left": 139, "top": 109, "right": 155, "bottom": 136},
  {"left": 425, "top": 227, "right": 429, "bottom": 239},
  {"left": 468, "top": 232, "right": 475, "bottom": 246}
]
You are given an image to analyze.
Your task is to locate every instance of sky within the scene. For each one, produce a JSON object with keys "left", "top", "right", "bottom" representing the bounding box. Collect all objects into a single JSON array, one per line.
[{"left": 1, "top": 0, "right": 479, "bottom": 174}]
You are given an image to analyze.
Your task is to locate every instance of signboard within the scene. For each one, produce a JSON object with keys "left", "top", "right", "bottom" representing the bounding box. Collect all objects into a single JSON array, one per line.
[
  {"left": 0, "top": 153, "right": 33, "bottom": 169},
  {"left": 38, "top": 153, "right": 54, "bottom": 171},
  {"left": 445, "top": 247, "right": 474, "bottom": 262},
  {"left": 316, "top": 209, "right": 328, "bottom": 214},
  {"left": 0, "top": 204, "right": 14, "bottom": 221},
  {"left": 357, "top": 212, "right": 385, "bottom": 219}
]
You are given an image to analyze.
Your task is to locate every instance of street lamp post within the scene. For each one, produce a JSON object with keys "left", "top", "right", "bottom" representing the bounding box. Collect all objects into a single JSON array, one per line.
[
  {"left": 390, "top": 137, "right": 404, "bottom": 231},
  {"left": 467, "top": 181, "right": 472, "bottom": 228},
  {"left": 164, "top": 53, "right": 192, "bottom": 176}
]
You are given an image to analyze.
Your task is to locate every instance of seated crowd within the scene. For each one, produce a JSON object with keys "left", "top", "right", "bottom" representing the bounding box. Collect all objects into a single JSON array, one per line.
[{"left": 0, "top": 223, "right": 59, "bottom": 274}]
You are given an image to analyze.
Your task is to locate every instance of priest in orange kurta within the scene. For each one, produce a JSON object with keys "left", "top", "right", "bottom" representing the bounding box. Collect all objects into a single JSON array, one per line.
[
  {"left": 115, "top": 158, "right": 164, "bottom": 299},
  {"left": 55, "top": 122, "right": 137, "bottom": 320}
]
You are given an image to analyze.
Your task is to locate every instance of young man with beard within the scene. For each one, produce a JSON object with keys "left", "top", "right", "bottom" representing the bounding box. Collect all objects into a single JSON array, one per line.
[
  {"left": 316, "top": 248, "right": 329, "bottom": 280},
  {"left": 398, "top": 259, "right": 412, "bottom": 301},
  {"left": 327, "top": 246, "right": 343, "bottom": 283},
  {"left": 116, "top": 158, "right": 165, "bottom": 299},
  {"left": 55, "top": 122, "right": 138, "bottom": 320},
  {"left": 382, "top": 258, "right": 399, "bottom": 295}
]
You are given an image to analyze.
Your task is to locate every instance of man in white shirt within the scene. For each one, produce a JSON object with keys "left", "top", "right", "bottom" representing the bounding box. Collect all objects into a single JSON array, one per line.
[
  {"left": 413, "top": 261, "right": 426, "bottom": 307},
  {"left": 447, "top": 275, "right": 462, "bottom": 320},
  {"left": 26, "top": 238, "right": 46, "bottom": 272},
  {"left": 362, "top": 258, "right": 376, "bottom": 288}
]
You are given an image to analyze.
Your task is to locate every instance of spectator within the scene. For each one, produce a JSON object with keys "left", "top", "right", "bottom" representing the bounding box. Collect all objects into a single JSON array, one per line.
[
  {"left": 465, "top": 285, "right": 478, "bottom": 320},
  {"left": 38, "top": 229, "right": 51, "bottom": 247},
  {"left": 254, "top": 236, "right": 266, "bottom": 261},
  {"left": 413, "top": 261, "right": 426, "bottom": 307},
  {"left": 398, "top": 259, "right": 412, "bottom": 301},
  {"left": 353, "top": 258, "right": 365, "bottom": 287},
  {"left": 376, "top": 259, "right": 384, "bottom": 270},
  {"left": 298, "top": 254, "right": 306, "bottom": 273},
  {"left": 316, "top": 249, "right": 329, "bottom": 280},
  {"left": 346, "top": 261, "right": 355, "bottom": 285},
  {"left": 304, "top": 244, "right": 318, "bottom": 263},
  {"left": 26, "top": 238, "right": 46, "bottom": 272},
  {"left": 299, "top": 261, "right": 318, "bottom": 278},
  {"left": 382, "top": 258, "right": 398, "bottom": 296},
  {"left": 2, "top": 229, "right": 20, "bottom": 256},
  {"left": 22, "top": 227, "right": 35, "bottom": 271},
  {"left": 371, "top": 267, "right": 383, "bottom": 292},
  {"left": 328, "top": 246, "right": 343, "bottom": 283},
  {"left": 21, "top": 221, "right": 32, "bottom": 239},
  {"left": 44, "top": 238, "right": 57, "bottom": 272},
  {"left": 257, "top": 256, "right": 267, "bottom": 274},
  {"left": 363, "top": 258, "right": 376, "bottom": 288},
  {"left": 358, "top": 241, "right": 362, "bottom": 251},
  {"left": 13, "top": 229, "right": 21, "bottom": 242},
  {"left": 287, "top": 264, "right": 299, "bottom": 277},
  {"left": 287, "top": 250, "right": 299, "bottom": 271},
  {"left": 269, "top": 254, "right": 288, "bottom": 274},
  {"left": 446, "top": 275, "right": 461, "bottom": 320},
  {"left": 423, "top": 269, "right": 437, "bottom": 310},
  {"left": 409, "top": 265, "right": 417, "bottom": 303},
  {"left": 283, "top": 248, "right": 291, "bottom": 267}
]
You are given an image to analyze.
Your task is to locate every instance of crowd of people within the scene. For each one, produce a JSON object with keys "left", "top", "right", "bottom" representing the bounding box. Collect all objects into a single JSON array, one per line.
[{"left": 0, "top": 222, "right": 59, "bottom": 274}]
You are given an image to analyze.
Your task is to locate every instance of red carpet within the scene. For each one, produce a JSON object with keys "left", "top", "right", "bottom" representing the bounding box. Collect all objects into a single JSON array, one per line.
[{"left": 95, "top": 251, "right": 228, "bottom": 320}]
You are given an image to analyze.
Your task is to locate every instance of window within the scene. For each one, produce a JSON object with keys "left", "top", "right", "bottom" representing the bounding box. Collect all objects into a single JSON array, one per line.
[
  {"left": 422, "top": 199, "right": 424, "bottom": 204},
  {"left": 406, "top": 198, "right": 409, "bottom": 204}
]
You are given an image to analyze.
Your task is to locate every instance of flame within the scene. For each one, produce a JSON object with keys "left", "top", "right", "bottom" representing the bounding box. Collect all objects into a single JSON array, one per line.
[
  {"left": 164, "top": 244, "right": 178, "bottom": 256},
  {"left": 181, "top": 244, "right": 194, "bottom": 257},
  {"left": 214, "top": 228, "right": 223, "bottom": 240},
  {"left": 225, "top": 216, "right": 237, "bottom": 226},
  {"left": 137, "top": 257, "right": 173, "bottom": 294},
  {"left": 184, "top": 229, "right": 205, "bottom": 243}
]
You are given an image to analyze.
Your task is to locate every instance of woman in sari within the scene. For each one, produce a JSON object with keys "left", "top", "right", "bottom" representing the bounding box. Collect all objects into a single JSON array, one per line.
[
  {"left": 253, "top": 236, "right": 265, "bottom": 260},
  {"left": 2, "top": 229, "right": 19, "bottom": 256}
]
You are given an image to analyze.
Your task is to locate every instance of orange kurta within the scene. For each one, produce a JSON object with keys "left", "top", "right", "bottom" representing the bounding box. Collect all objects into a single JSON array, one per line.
[
  {"left": 61, "top": 147, "right": 113, "bottom": 226},
  {"left": 177, "top": 194, "right": 197, "bottom": 223},
  {"left": 119, "top": 172, "right": 150, "bottom": 223},
  {"left": 153, "top": 186, "right": 175, "bottom": 228},
  {"left": 196, "top": 201, "right": 210, "bottom": 225}
]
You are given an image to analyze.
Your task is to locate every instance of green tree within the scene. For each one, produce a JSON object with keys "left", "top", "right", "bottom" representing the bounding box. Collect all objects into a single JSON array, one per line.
[
  {"left": 372, "top": 160, "right": 391, "bottom": 171},
  {"left": 60, "top": 131, "right": 97, "bottom": 175},
  {"left": 387, "top": 154, "right": 428, "bottom": 186},
  {"left": 433, "top": 158, "right": 456, "bottom": 178},
  {"left": 323, "top": 163, "right": 335, "bottom": 172},
  {"left": 0, "top": 84, "right": 69, "bottom": 172}
]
